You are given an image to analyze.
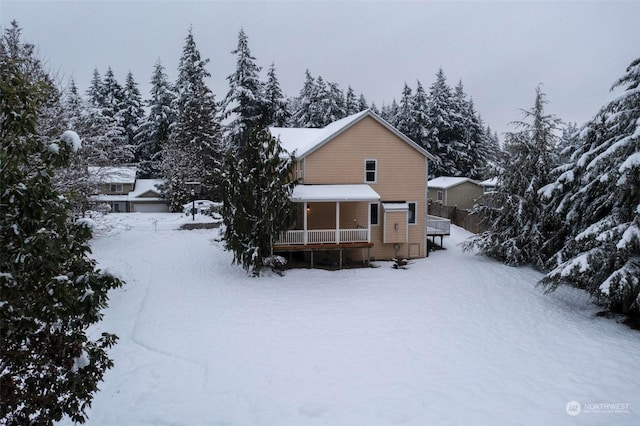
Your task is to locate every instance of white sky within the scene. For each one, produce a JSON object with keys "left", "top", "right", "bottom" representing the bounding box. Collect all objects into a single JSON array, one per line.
[{"left": 2, "top": 0, "right": 639, "bottom": 139}]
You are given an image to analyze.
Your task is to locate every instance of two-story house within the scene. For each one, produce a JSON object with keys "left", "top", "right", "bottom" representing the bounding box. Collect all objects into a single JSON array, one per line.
[
  {"left": 88, "top": 166, "right": 168, "bottom": 213},
  {"left": 269, "top": 109, "right": 436, "bottom": 265}
]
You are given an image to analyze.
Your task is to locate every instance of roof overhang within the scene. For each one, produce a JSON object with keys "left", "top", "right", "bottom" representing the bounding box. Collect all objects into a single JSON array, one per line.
[{"left": 290, "top": 184, "right": 380, "bottom": 203}]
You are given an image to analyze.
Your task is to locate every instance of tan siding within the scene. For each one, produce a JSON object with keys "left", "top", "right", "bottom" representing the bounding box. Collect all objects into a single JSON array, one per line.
[
  {"left": 383, "top": 211, "right": 408, "bottom": 243},
  {"left": 303, "top": 116, "right": 427, "bottom": 260}
]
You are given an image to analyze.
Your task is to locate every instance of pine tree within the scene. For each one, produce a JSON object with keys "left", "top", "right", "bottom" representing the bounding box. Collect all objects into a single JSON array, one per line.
[
  {"left": 290, "top": 69, "right": 316, "bottom": 127},
  {"left": 345, "top": 85, "right": 359, "bottom": 116},
  {"left": 427, "top": 69, "right": 457, "bottom": 177},
  {"left": 0, "top": 22, "right": 123, "bottom": 424},
  {"left": 221, "top": 28, "right": 267, "bottom": 136},
  {"left": 121, "top": 71, "right": 145, "bottom": 162},
  {"left": 540, "top": 58, "right": 640, "bottom": 316},
  {"left": 220, "top": 128, "right": 295, "bottom": 276},
  {"left": 411, "top": 80, "right": 430, "bottom": 151},
  {"left": 463, "top": 86, "right": 561, "bottom": 267},
  {"left": 83, "top": 67, "right": 131, "bottom": 165},
  {"left": 394, "top": 83, "right": 414, "bottom": 138},
  {"left": 163, "top": 28, "right": 221, "bottom": 209},
  {"left": 136, "top": 60, "right": 176, "bottom": 178},
  {"left": 264, "top": 62, "right": 290, "bottom": 126},
  {"left": 219, "top": 30, "right": 295, "bottom": 276}
]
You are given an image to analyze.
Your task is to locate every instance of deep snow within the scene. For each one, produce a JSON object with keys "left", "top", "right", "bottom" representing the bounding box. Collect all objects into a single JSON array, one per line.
[{"left": 59, "top": 213, "right": 639, "bottom": 425}]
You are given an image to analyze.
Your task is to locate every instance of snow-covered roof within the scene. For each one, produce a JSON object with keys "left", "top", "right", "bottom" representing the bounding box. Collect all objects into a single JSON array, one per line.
[
  {"left": 129, "top": 179, "right": 164, "bottom": 200},
  {"left": 88, "top": 166, "right": 137, "bottom": 184},
  {"left": 480, "top": 177, "right": 498, "bottom": 187},
  {"left": 270, "top": 109, "right": 434, "bottom": 160},
  {"left": 382, "top": 202, "right": 409, "bottom": 211},
  {"left": 428, "top": 176, "right": 480, "bottom": 189},
  {"left": 291, "top": 184, "right": 380, "bottom": 202}
]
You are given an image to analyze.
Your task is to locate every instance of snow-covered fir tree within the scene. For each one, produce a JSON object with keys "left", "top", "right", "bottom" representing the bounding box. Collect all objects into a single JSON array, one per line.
[
  {"left": 540, "top": 57, "right": 640, "bottom": 316},
  {"left": 121, "top": 71, "right": 145, "bottom": 162},
  {"left": 345, "top": 85, "right": 359, "bottom": 116},
  {"left": 220, "top": 127, "right": 295, "bottom": 276},
  {"left": 163, "top": 28, "right": 221, "bottom": 209},
  {"left": 136, "top": 60, "right": 176, "bottom": 178},
  {"left": 0, "top": 22, "right": 123, "bottom": 424},
  {"left": 264, "top": 62, "right": 290, "bottom": 126},
  {"left": 221, "top": 28, "right": 267, "bottom": 136},
  {"left": 82, "top": 67, "right": 131, "bottom": 165},
  {"left": 463, "top": 86, "right": 561, "bottom": 268},
  {"left": 290, "top": 69, "right": 317, "bottom": 127},
  {"left": 219, "top": 29, "right": 295, "bottom": 276},
  {"left": 411, "top": 80, "right": 430, "bottom": 151},
  {"left": 393, "top": 83, "right": 414, "bottom": 139},
  {"left": 426, "top": 69, "right": 458, "bottom": 177}
]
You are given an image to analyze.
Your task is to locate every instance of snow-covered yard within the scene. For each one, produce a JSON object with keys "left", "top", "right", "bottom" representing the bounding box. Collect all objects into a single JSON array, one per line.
[{"left": 60, "top": 213, "right": 639, "bottom": 425}]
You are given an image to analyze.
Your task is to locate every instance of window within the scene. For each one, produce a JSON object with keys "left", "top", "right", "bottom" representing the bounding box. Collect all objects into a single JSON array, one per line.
[
  {"left": 365, "top": 159, "right": 377, "bottom": 183},
  {"left": 408, "top": 202, "right": 416, "bottom": 224},
  {"left": 110, "top": 184, "right": 123, "bottom": 193},
  {"left": 370, "top": 203, "right": 379, "bottom": 225},
  {"left": 436, "top": 190, "right": 443, "bottom": 202}
]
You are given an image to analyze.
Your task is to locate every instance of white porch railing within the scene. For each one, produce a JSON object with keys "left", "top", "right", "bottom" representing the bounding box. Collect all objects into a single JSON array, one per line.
[
  {"left": 275, "top": 228, "right": 369, "bottom": 246},
  {"left": 426, "top": 215, "right": 451, "bottom": 235}
]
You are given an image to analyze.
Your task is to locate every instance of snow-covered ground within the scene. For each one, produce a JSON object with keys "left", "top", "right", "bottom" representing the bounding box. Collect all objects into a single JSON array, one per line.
[{"left": 60, "top": 213, "right": 639, "bottom": 425}]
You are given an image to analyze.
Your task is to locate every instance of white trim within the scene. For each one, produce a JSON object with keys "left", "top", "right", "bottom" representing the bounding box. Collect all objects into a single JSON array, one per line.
[{"left": 407, "top": 201, "right": 417, "bottom": 225}]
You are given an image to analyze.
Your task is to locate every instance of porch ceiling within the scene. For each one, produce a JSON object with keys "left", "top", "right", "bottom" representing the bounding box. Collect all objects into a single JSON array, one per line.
[{"left": 290, "top": 184, "right": 380, "bottom": 203}]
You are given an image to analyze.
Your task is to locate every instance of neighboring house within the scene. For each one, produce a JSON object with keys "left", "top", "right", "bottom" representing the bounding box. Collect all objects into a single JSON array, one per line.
[
  {"left": 427, "top": 176, "right": 484, "bottom": 210},
  {"left": 89, "top": 166, "right": 168, "bottom": 213},
  {"left": 269, "top": 109, "right": 441, "bottom": 264}
]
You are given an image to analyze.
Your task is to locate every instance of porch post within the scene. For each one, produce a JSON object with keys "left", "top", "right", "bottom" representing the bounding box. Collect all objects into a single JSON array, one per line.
[
  {"left": 368, "top": 202, "right": 372, "bottom": 243},
  {"left": 336, "top": 201, "right": 340, "bottom": 244},
  {"left": 303, "top": 202, "right": 308, "bottom": 245}
]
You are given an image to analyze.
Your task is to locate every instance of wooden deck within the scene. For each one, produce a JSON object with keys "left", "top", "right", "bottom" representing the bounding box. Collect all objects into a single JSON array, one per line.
[{"left": 272, "top": 242, "right": 374, "bottom": 269}]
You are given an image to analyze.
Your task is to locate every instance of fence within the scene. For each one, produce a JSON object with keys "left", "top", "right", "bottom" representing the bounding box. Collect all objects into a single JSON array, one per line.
[{"left": 428, "top": 202, "right": 486, "bottom": 234}]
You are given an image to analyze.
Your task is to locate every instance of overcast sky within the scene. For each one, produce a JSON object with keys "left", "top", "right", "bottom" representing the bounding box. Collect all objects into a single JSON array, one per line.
[{"left": 2, "top": 0, "right": 639, "bottom": 139}]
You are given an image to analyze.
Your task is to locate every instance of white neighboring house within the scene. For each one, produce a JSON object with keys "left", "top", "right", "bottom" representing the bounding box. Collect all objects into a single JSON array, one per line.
[{"left": 89, "top": 166, "right": 169, "bottom": 213}]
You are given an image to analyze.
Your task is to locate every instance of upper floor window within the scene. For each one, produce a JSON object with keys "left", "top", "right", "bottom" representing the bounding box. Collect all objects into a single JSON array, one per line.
[
  {"left": 365, "top": 159, "right": 377, "bottom": 183},
  {"left": 110, "top": 184, "right": 123, "bottom": 193},
  {"left": 436, "top": 190, "right": 443, "bottom": 201}
]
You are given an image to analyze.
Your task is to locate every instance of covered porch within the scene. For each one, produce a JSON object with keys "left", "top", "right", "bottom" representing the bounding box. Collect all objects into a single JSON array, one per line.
[{"left": 273, "top": 184, "right": 380, "bottom": 267}]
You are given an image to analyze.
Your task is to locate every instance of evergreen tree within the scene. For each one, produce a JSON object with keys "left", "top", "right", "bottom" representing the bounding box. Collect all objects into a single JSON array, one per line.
[
  {"left": 121, "top": 71, "right": 145, "bottom": 162},
  {"left": 85, "top": 68, "right": 104, "bottom": 109},
  {"left": 83, "top": 67, "right": 131, "bottom": 165},
  {"left": 136, "top": 60, "right": 176, "bottom": 178},
  {"left": 345, "top": 85, "right": 359, "bottom": 116},
  {"left": 221, "top": 28, "right": 267, "bottom": 136},
  {"left": 264, "top": 62, "right": 290, "bottom": 126},
  {"left": 0, "top": 22, "right": 122, "bottom": 424},
  {"left": 427, "top": 68, "right": 457, "bottom": 177},
  {"left": 358, "top": 92, "right": 368, "bottom": 111},
  {"left": 164, "top": 28, "right": 221, "bottom": 209},
  {"left": 411, "top": 80, "right": 430, "bottom": 150},
  {"left": 220, "top": 128, "right": 295, "bottom": 276},
  {"left": 394, "top": 83, "right": 414, "bottom": 138},
  {"left": 540, "top": 58, "right": 640, "bottom": 316},
  {"left": 219, "top": 30, "right": 296, "bottom": 276},
  {"left": 463, "top": 86, "right": 561, "bottom": 267},
  {"left": 290, "top": 69, "right": 317, "bottom": 127}
]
